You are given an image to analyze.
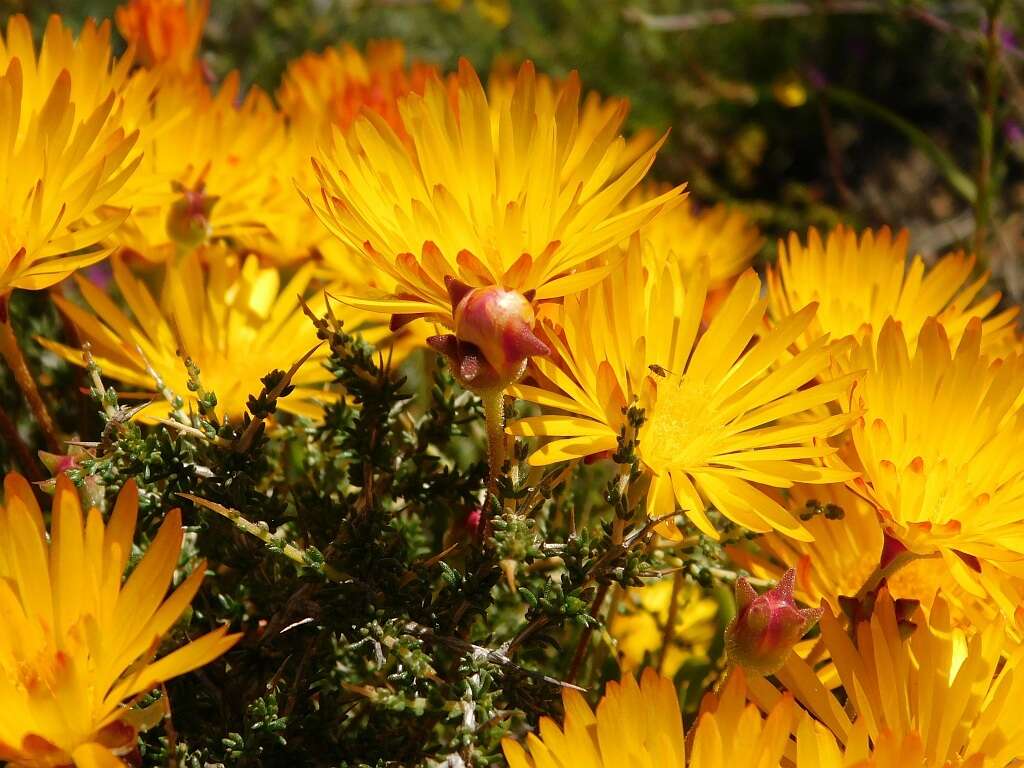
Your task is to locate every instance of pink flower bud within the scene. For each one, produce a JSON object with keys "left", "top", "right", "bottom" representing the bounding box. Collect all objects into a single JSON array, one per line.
[
  {"left": 38, "top": 450, "right": 79, "bottom": 476},
  {"left": 428, "top": 277, "right": 549, "bottom": 392},
  {"left": 725, "top": 569, "right": 822, "bottom": 675},
  {"left": 166, "top": 181, "right": 218, "bottom": 248}
]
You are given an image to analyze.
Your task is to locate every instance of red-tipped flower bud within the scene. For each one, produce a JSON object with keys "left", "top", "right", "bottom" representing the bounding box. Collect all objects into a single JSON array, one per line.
[
  {"left": 725, "top": 569, "right": 823, "bottom": 675},
  {"left": 428, "top": 278, "right": 549, "bottom": 392},
  {"left": 166, "top": 181, "right": 218, "bottom": 248},
  {"left": 36, "top": 447, "right": 103, "bottom": 508}
]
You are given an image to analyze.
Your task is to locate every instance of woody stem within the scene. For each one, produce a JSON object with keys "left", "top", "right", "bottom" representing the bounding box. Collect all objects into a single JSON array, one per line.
[
  {"left": 480, "top": 387, "right": 506, "bottom": 499},
  {"left": 0, "top": 309, "right": 60, "bottom": 452},
  {"left": 656, "top": 570, "right": 685, "bottom": 674}
]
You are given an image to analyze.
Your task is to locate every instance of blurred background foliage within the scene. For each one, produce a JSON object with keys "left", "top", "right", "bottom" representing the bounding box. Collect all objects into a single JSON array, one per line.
[{"left": 9, "top": 0, "right": 1023, "bottom": 288}]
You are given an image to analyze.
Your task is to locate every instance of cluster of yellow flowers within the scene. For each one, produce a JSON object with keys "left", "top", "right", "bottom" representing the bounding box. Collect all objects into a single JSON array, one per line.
[{"left": 3, "top": 1, "right": 1024, "bottom": 766}]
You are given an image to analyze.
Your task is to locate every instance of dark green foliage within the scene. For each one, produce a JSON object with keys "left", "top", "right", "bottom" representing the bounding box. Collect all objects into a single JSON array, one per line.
[{"left": 5, "top": 301, "right": 688, "bottom": 766}]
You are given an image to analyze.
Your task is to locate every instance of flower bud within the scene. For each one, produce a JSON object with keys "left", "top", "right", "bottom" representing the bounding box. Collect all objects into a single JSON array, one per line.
[
  {"left": 428, "top": 277, "right": 549, "bottom": 392},
  {"left": 725, "top": 569, "right": 822, "bottom": 675},
  {"left": 166, "top": 182, "right": 218, "bottom": 249}
]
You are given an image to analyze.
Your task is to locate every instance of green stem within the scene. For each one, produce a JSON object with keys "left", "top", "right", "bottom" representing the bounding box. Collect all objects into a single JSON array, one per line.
[
  {"left": 180, "top": 492, "right": 348, "bottom": 581},
  {"left": 480, "top": 387, "right": 506, "bottom": 498},
  {"left": 824, "top": 85, "right": 977, "bottom": 204},
  {"left": 974, "top": 1, "right": 1004, "bottom": 261}
]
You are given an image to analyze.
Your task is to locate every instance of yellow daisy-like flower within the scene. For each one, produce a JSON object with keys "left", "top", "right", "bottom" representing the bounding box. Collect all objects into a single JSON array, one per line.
[
  {"left": 767, "top": 225, "right": 1018, "bottom": 353},
  {"left": 0, "top": 14, "right": 150, "bottom": 295},
  {"left": 725, "top": 482, "right": 999, "bottom": 635},
  {"left": 275, "top": 41, "right": 439, "bottom": 273},
  {"left": 0, "top": 473, "right": 240, "bottom": 768},
  {"left": 502, "top": 667, "right": 795, "bottom": 768},
  {"left": 113, "top": 71, "right": 289, "bottom": 263},
  {"left": 115, "top": 0, "right": 209, "bottom": 73},
  {"left": 509, "top": 241, "right": 855, "bottom": 540},
  {"left": 843, "top": 316, "right": 1024, "bottom": 618},
  {"left": 629, "top": 182, "right": 763, "bottom": 289},
  {"left": 746, "top": 590, "right": 1024, "bottom": 767},
  {"left": 40, "top": 249, "right": 336, "bottom": 421},
  {"left": 609, "top": 579, "right": 718, "bottom": 677},
  {"left": 795, "top": 716, "right": 984, "bottom": 768},
  {"left": 307, "top": 58, "right": 683, "bottom": 323},
  {"left": 485, "top": 61, "right": 659, "bottom": 178}
]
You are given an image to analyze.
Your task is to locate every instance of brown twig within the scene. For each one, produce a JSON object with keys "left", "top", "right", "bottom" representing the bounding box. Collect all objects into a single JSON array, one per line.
[
  {"left": 0, "top": 405, "right": 44, "bottom": 481},
  {"left": 656, "top": 571, "right": 685, "bottom": 674},
  {"left": 817, "top": 99, "right": 853, "bottom": 205},
  {"left": 405, "top": 622, "right": 586, "bottom": 693},
  {"left": 624, "top": 1, "right": 888, "bottom": 31},
  {"left": 566, "top": 581, "right": 611, "bottom": 684},
  {"left": 0, "top": 311, "right": 60, "bottom": 452}
]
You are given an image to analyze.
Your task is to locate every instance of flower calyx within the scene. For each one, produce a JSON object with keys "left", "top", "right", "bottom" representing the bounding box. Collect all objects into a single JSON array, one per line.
[{"left": 427, "top": 277, "right": 549, "bottom": 392}]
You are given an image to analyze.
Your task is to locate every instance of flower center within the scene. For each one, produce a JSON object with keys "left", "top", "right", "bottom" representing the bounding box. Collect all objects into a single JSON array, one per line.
[{"left": 639, "top": 376, "right": 727, "bottom": 471}]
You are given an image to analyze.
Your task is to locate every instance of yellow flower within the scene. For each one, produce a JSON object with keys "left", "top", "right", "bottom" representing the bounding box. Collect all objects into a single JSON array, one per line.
[
  {"left": 115, "top": 0, "right": 209, "bottom": 73},
  {"left": 485, "top": 61, "right": 659, "bottom": 178},
  {"left": 725, "top": 482, "right": 999, "bottom": 635},
  {"left": 113, "top": 72, "right": 289, "bottom": 263},
  {"left": 276, "top": 40, "right": 439, "bottom": 279},
  {"left": 502, "top": 667, "right": 795, "bottom": 768},
  {"left": 746, "top": 590, "right": 1024, "bottom": 767},
  {"left": 629, "top": 182, "right": 763, "bottom": 289},
  {"left": 437, "top": 0, "right": 511, "bottom": 27},
  {"left": 795, "top": 716, "right": 983, "bottom": 768},
  {"left": 767, "top": 225, "right": 1018, "bottom": 353},
  {"left": 842, "top": 316, "right": 1024, "bottom": 619},
  {"left": 40, "top": 249, "right": 336, "bottom": 421},
  {"left": 306, "top": 59, "right": 683, "bottom": 324},
  {"left": 771, "top": 73, "right": 807, "bottom": 108},
  {"left": 609, "top": 579, "right": 718, "bottom": 677},
  {"left": 0, "top": 473, "right": 240, "bottom": 767},
  {"left": 508, "top": 240, "right": 855, "bottom": 539},
  {"left": 0, "top": 14, "right": 150, "bottom": 295}
]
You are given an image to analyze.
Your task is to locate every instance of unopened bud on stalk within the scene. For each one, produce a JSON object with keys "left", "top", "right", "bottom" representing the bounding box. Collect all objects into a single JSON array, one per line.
[
  {"left": 427, "top": 277, "right": 549, "bottom": 392},
  {"left": 725, "top": 569, "right": 823, "bottom": 675},
  {"left": 167, "top": 181, "right": 218, "bottom": 248},
  {"left": 38, "top": 447, "right": 104, "bottom": 508}
]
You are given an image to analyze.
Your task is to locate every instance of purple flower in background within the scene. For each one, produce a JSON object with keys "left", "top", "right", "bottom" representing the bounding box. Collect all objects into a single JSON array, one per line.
[
  {"left": 806, "top": 66, "right": 828, "bottom": 90},
  {"left": 83, "top": 260, "right": 114, "bottom": 291},
  {"left": 1000, "top": 26, "right": 1017, "bottom": 50},
  {"left": 1005, "top": 121, "right": 1024, "bottom": 146}
]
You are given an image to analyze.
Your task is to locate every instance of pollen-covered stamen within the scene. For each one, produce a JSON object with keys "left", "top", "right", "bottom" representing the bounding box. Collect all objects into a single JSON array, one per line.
[{"left": 725, "top": 568, "right": 823, "bottom": 675}]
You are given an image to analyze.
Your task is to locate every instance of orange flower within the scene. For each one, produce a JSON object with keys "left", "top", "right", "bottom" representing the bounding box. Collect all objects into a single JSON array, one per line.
[
  {"left": 278, "top": 40, "right": 438, "bottom": 143},
  {"left": 115, "top": 0, "right": 209, "bottom": 73},
  {"left": 273, "top": 40, "right": 440, "bottom": 269}
]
